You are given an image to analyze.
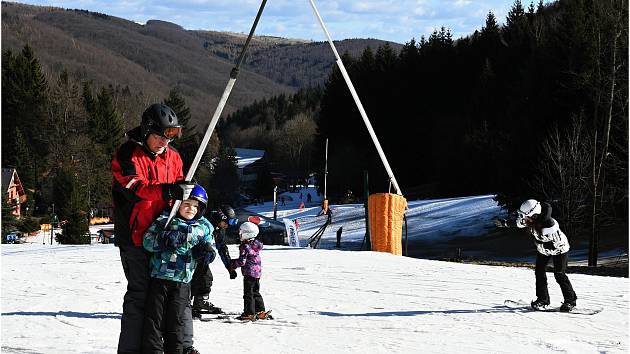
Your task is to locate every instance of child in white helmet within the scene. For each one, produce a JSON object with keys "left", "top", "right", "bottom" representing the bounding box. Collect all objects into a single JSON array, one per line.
[
  {"left": 495, "top": 199, "right": 577, "bottom": 312},
  {"left": 230, "top": 221, "right": 270, "bottom": 321}
]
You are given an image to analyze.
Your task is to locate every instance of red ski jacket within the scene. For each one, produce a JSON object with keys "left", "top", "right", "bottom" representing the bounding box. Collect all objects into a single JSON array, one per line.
[{"left": 111, "top": 128, "right": 184, "bottom": 247}]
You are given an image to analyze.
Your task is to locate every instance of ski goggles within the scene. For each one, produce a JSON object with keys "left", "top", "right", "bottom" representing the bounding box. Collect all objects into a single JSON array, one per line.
[
  {"left": 151, "top": 126, "right": 182, "bottom": 140},
  {"left": 227, "top": 218, "right": 238, "bottom": 226}
]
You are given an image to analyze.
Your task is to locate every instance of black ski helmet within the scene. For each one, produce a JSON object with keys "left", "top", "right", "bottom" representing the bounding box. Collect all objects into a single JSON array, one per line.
[
  {"left": 220, "top": 205, "right": 236, "bottom": 220},
  {"left": 210, "top": 205, "right": 237, "bottom": 226},
  {"left": 140, "top": 104, "right": 182, "bottom": 140}
]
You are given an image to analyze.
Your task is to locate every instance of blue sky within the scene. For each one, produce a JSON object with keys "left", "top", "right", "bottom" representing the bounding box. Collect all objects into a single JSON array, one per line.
[{"left": 7, "top": 0, "right": 523, "bottom": 44}]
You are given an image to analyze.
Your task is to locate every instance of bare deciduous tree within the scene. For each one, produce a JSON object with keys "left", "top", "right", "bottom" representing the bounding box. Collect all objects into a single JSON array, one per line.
[
  {"left": 276, "top": 113, "right": 317, "bottom": 175},
  {"left": 531, "top": 115, "right": 590, "bottom": 238},
  {"left": 587, "top": 0, "right": 627, "bottom": 266}
]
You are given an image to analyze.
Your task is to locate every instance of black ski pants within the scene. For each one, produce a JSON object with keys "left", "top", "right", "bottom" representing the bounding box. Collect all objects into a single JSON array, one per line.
[
  {"left": 142, "top": 279, "right": 191, "bottom": 354},
  {"left": 535, "top": 252, "right": 577, "bottom": 303},
  {"left": 190, "top": 241, "right": 232, "bottom": 299},
  {"left": 118, "top": 245, "right": 194, "bottom": 354},
  {"left": 190, "top": 262, "right": 213, "bottom": 297},
  {"left": 118, "top": 245, "right": 151, "bottom": 354},
  {"left": 243, "top": 275, "right": 265, "bottom": 315}
]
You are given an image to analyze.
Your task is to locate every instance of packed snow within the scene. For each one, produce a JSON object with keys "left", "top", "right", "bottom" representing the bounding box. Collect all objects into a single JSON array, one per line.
[{"left": 2, "top": 194, "right": 628, "bottom": 353}]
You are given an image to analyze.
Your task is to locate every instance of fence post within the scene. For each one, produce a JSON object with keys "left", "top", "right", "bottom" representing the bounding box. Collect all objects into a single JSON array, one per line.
[
  {"left": 336, "top": 227, "right": 343, "bottom": 248},
  {"left": 363, "top": 170, "right": 371, "bottom": 251}
]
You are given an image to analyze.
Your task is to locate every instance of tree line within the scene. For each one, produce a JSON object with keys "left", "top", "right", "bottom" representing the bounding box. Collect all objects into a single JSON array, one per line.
[
  {"left": 222, "top": 0, "right": 628, "bottom": 263},
  {"left": 2, "top": 0, "right": 627, "bottom": 260},
  {"left": 219, "top": 87, "right": 323, "bottom": 192},
  {"left": 314, "top": 0, "right": 627, "bottom": 263},
  {"left": 1, "top": 45, "right": 239, "bottom": 242}
]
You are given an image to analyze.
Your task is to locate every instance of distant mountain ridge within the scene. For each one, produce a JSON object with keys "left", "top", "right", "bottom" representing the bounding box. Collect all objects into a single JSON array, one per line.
[{"left": 1, "top": 1, "right": 401, "bottom": 130}]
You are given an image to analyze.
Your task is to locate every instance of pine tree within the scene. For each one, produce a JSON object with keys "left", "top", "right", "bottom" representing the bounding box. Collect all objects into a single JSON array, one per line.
[
  {"left": 82, "top": 81, "right": 96, "bottom": 117},
  {"left": 53, "top": 164, "right": 89, "bottom": 244},
  {"left": 1, "top": 45, "right": 50, "bottom": 165},
  {"left": 1, "top": 194, "right": 19, "bottom": 235},
  {"left": 481, "top": 11, "right": 501, "bottom": 48},
  {"left": 14, "top": 128, "right": 36, "bottom": 190},
  {"left": 91, "top": 86, "right": 123, "bottom": 157}
]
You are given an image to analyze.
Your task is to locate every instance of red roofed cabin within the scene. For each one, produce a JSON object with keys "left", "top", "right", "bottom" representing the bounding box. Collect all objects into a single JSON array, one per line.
[{"left": 2, "top": 168, "right": 26, "bottom": 218}]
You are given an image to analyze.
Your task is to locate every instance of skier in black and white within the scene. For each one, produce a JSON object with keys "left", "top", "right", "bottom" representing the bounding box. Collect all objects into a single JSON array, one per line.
[{"left": 495, "top": 199, "right": 577, "bottom": 312}]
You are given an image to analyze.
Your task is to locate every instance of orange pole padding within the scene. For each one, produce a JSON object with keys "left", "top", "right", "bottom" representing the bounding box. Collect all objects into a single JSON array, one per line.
[
  {"left": 322, "top": 199, "right": 329, "bottom": 215},
  {"left": 368, "top": 193, "right": 407, "bottom": 255}
]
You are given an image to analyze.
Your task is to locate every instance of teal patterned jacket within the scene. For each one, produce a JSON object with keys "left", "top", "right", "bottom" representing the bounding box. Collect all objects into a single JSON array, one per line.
[{"left": 143, "top": 211, "right": 215, "bottom": 283}]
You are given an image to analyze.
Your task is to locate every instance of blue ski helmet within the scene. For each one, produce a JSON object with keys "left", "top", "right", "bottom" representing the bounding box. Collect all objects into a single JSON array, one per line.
[{"left": 188, "top": 184, "right": 208, "bottom": 219}]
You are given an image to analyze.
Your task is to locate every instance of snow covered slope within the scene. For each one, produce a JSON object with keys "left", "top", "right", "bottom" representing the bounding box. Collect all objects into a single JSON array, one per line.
[
  {"left": 247, "top": 194, "right": 627, "bottom": 262},
  {"left": 2, "top": 241, "right": 628, "bottom": 353}
]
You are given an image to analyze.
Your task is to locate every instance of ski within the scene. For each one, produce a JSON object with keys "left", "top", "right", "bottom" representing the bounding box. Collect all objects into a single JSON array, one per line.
[
  {"left": 504, "top": 300, "right": 602, "bottom": 315},
  {"left": 195, "top": 307, "right": 224, "bottom": 315},
  {"left": 198, "top": 310, "right": 274, "bottom": 323},
  {"left": 256, "top": 310, "right": 274, "bottom": 320},
  {"left": 196, "top": 311, "right": 240, "bottom": 322}
]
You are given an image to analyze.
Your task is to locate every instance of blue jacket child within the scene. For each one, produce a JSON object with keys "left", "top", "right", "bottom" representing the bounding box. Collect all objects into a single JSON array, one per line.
[{"left": 142, "top": 184, "right": 215, "bottom": 354}]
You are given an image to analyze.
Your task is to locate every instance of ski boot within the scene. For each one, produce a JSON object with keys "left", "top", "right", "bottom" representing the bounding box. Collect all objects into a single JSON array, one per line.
[
  {"left": 192, "top": 297, "right": 223, "bottom": 315},
  {"left": 256, "top": 310, "right": 273, "bottom": 320},
  {"left": 531, "top": 298, "right": 550, "bottom": 310},
  {"left": 559, "top": 301, "right": 576, "bottom": 312},
  {"left": 192, "top": 308, "right": 203, "bottom": 320},
  {"left": 184, "top": 346, "right": 201, "bottom": 354},
  {"left": 236, "top": 313, "right": 256, "bottom": 321}
]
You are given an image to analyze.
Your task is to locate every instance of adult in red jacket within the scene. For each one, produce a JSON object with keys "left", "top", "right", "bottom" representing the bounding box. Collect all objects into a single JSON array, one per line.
[{"left": 112, "top": 103, "right": 197, "bottom": 354}]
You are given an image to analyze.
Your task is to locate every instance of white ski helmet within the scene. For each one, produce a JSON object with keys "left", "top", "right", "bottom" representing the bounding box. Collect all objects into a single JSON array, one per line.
[
  {"left": 239, "top": 221, "right": 259, "bottom": 241},
  {"left": 518, "top": 199, "right": 541, "bottom": 218}
]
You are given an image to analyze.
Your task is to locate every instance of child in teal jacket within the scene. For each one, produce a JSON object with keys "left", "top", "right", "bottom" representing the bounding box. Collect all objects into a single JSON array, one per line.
[{"left": 142, "top": 185, "right": 215, "bottom": 353}]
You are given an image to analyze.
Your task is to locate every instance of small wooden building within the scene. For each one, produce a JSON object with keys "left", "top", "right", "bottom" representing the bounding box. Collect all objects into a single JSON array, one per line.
[{"left": 1, "top": 168, "right": 26, "bottom": 218}]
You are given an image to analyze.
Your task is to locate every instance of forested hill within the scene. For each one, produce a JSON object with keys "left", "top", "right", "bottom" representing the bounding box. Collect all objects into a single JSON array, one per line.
[
  {"left": 1, "top": 1, "right": 400, "bottom": 130},
  {"left": 199, "top": 30, "right": 401, "bottom": 88}
]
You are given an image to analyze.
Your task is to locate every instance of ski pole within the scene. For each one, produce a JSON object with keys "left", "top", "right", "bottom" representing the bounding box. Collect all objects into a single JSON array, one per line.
[{"left": 165, "top": 0, "right": 268, "bottom": 226}]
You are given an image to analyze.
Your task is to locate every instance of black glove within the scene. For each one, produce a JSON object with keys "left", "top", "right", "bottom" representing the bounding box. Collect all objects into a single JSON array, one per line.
[
  {"left": 229, "top": 268, "right": 237, "bottom": 279},
  {"left": 542, "top": 241, "right": 556, "bottom": 250},
  {"left": 160, "top": 230, "right": 187, "bottom": 250},
  {"left": 205, "top": 247, "right": 216, "bottom": 264},
  {"left": 191, "top": 241, "right": 215, "bottom": 263},
  {"left": 162, "top": 182, "right": 195, "bottom": 201},
  {"left": 494, "top": 218, "right": 508, "bottom": 228}
]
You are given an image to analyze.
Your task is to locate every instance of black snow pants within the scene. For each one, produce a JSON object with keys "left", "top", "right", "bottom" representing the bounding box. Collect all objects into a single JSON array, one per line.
[
  {"left": 142, "top": 279, "right": 191, "bottom": 354},
  {"left": 118, "top": 245, "right": 193, "bottom": 354},
  {"left": 118, "top": 245, "right": 151, "bottom": 354},
  {"left": 190, "top": 262, "right": 213, "bottom": 297},
  {"left": 535, "top": 252, "right": 577, "bottom": 303},
  {"left": 243, "top": 275, "right": 265, "bottom": 316}
]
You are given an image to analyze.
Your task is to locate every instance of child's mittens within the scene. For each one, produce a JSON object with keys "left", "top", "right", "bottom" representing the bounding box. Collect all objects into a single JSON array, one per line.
[
  {"left": 206, "top": 247, "right": 216, "bottom": 264},
  {"left": 229, "top": 258, "right": 237, "bottom": 271},
  {"left": 192, "top": 241, "right": 216, "bottom": 267},
  {"left": 160, "top": 230, "right": 187, "bottom": 249}
]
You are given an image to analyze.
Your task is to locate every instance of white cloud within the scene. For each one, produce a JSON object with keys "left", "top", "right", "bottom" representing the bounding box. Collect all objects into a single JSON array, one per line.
[
  {"left": 8, "top": 0, "right": 515, "bottom": 43},
  {"left": 454, "top": 0, "right": 472, "bottom": 7}
]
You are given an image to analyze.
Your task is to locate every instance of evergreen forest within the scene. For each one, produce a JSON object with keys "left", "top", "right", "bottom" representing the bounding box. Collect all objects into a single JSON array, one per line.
[
  {"left": 220, "top": 0, "right": 628, "bottom": 262},
  {"left": 1, "top": 0, "right": 627, "bottom": 257}
]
